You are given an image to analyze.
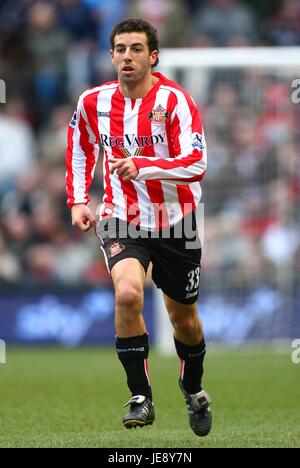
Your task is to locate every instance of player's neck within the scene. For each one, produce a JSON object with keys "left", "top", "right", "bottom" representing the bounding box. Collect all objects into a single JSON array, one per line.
[{"left": 118, "top": 73, "right": 159, "bottom": 99}]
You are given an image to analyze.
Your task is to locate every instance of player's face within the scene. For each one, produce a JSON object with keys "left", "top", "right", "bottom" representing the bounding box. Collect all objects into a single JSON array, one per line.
[{"left": 111, "top": 32, "right": 158, "bottom": 84}]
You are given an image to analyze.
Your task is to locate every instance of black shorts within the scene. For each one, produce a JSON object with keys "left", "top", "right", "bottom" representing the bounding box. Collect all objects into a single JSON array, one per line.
[{"left": 99, "top": 214, "right": 202, "bottom": 305}]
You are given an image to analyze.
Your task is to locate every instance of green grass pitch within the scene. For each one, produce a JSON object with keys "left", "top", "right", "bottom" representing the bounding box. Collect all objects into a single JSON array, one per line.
[{"left": 0, "top": 347, "right": 299, "bottom": 448}]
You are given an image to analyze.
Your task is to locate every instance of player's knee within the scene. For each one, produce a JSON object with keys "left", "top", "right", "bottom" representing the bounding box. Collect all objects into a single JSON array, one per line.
[
  {"left": 115, "top": 281, "right": 143, "bottom": 313},
  {"left": 170, "top": 312, "right": 197, "bottom": 336}
]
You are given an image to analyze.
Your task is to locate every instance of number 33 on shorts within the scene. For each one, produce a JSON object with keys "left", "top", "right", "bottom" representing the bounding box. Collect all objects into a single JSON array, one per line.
[{"left": 186, "top": 267, "right": 201, "bottom": 293}]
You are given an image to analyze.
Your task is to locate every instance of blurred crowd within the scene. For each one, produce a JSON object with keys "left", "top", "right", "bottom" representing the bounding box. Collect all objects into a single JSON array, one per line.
[
  {"left": 0, "top": 0, "right": 300, "bottom": 290},
  {"left": 199, "top": 71, "right": 300, "bottom": 293}
]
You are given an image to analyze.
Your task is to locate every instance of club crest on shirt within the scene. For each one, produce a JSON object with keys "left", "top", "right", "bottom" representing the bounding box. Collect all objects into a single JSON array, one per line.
[
  {"left": 108, "top": 242, "right": 125, "bottom": 258},
  {"left": 148, "top": 104, "right": 169, "bottom": 123}
]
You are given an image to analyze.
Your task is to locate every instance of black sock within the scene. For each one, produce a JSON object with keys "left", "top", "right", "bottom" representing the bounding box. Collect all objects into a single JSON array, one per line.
[
  {"left": 116, "top": 333, "right": 152, "bottom": 400},
  {"left": 174, "top": 336, "right": 206, "bottom": 394}
]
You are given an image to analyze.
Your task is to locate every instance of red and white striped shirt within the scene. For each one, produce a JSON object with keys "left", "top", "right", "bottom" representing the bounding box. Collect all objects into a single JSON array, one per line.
[{"left": 66, "top": 72, "right": 207, "bottom": 230}]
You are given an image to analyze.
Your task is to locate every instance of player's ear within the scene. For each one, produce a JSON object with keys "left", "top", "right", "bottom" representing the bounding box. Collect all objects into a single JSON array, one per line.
[
  {"left": 150, "top": 50, "right": 158, "bottom": 67},
  {"left": 110, "top": 49, "right": 115, "bottom": 64}
]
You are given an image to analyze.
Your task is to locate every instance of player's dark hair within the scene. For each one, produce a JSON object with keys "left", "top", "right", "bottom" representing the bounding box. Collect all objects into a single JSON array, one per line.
[{"left": 110, "top": 18, "right": 159, "bottom": 67}]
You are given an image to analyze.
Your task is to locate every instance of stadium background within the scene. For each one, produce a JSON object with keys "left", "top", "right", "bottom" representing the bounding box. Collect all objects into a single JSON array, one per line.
[
  {"left": 0, "top": 0, "right": 300, "bottom": 448},
  {"left": 0, "top": 0, "right": 299, "bottom": 346}
]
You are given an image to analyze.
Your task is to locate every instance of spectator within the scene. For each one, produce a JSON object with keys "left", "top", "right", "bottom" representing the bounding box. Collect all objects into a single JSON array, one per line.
[
  {"left": 0, "top": 228, "right": 22, "bottom": 285},
  {"left": 128, "top": 0, "right": 189, "bottom": 47},
  {"left": 0, "top": 0, "right": 34, "bottom": 37},
  {"left": 57, "top": 0, "right": 98, "bottom": 41},
  {"left": 0, "top": 99, "right": 36, "bottom": 191},
  {"left": 265, "top": 0, "right": 300, "bottom": 46},
  {"left": 261, "top": 213, "right": 300, "bottom": 267},
  {"left": 25, "top": 1, "right": 71, "bottom": 121},
  {"left": 83, "top": 0, "right": 129, "bottom": 82},
  {"left": 190, "top": 0, "right": 259, "bottom": 47},
  {"left": 57, "top": 0, "right": 99, "bottom": 97},
  {"left": 39, "top": 104, "right": 73, "bottom": 166}
]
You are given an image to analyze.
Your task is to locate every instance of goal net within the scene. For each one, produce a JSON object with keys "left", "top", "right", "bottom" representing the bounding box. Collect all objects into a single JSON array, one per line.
[{"left": 155, "top": 47, "right": 300, "bottom": 351}]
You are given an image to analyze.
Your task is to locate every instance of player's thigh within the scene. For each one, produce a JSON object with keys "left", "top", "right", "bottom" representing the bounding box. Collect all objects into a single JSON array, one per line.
[
  {"left": 100, "top": 220, "right": 151, "bottom": 297},
  {"left": 111, "top": 257, "right": 146, "bottom": 288}
]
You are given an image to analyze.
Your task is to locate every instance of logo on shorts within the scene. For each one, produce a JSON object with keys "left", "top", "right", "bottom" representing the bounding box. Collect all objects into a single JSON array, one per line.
[
  {"left": 148, "top": 104, "right": 169, "bottom": 123},
  {"left": 109, "top": 242, "right": 125, "bottom": 258},
  {"left": 186, "top": 291, "right": 198, "bottom": 299}
]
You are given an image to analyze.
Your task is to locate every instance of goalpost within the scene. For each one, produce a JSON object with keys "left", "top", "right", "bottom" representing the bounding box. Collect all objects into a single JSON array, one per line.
[{"left": 154, "top": 47, "right": 300, "bottom": 354}]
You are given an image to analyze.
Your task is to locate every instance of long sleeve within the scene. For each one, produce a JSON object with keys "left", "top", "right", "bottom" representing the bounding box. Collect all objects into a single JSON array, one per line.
[
  {"left": 66, "top": 95, "right": 99, "bottom": 207},
  {"left": 132, "top": 91, "right": 207, "bottom": 184}
]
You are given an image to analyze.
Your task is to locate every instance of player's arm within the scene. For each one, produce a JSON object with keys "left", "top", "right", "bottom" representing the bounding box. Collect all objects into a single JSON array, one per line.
[
  {"left": 66, "top": 96, "right": 98, "bottom": 232},
  {"left": 130, "top": 93, "right": 207, "bottom": 184}
]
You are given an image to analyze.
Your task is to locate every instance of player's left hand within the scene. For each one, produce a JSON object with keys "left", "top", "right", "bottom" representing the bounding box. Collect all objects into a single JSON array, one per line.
[{"left": 108, "top": 157, "right": 138, "bottom": 181}]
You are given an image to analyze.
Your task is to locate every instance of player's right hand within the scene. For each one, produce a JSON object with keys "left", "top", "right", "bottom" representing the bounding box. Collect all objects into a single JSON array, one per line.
[{"left": 71, "top": 204, "right": 96, "bottom": 232}]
